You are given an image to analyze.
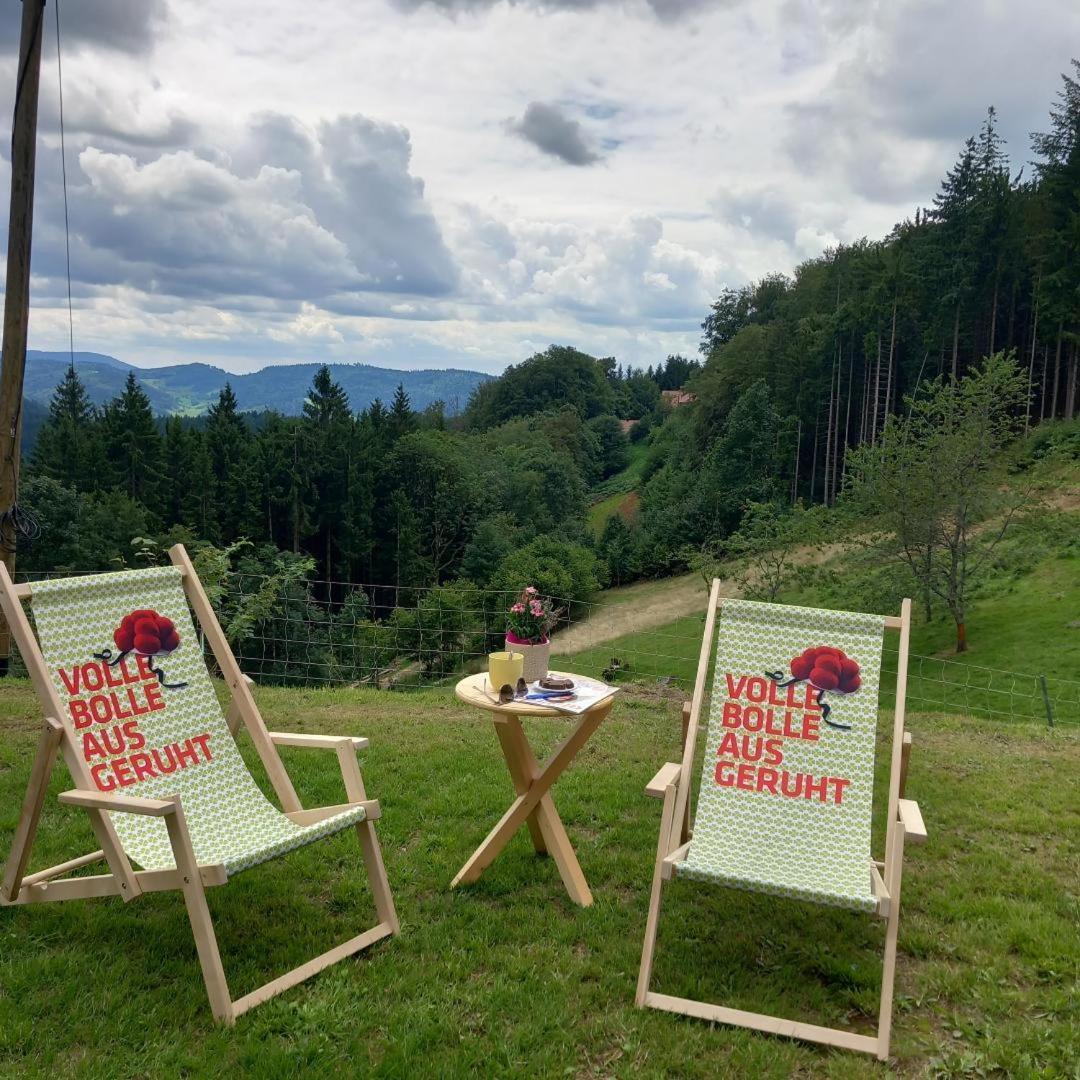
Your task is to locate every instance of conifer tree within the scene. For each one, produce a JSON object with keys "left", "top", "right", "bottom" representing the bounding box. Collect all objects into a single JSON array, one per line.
[
  {"left": 205, "top": 384, "right": 256, "bottom": 541},
  {"left": 303, "top": 367, "right": 354, "bottom": 579},
  {"left": 389, "top": 383, "right": 415, "bottom": 439},
  {"left": 31, "top": 366, "right": 99, "bottom": 490},
  {"left": 1032, "top": 60, "right": 1080, "bottom": 417},
  {"left": 932, "top": 136, "right": 980, "bottom": 377},
  {"left": 101, "top": 372, "right": 164, "bottom": 515},
  {"left": 163, "top": 419, "right": 215, "bottom": 536}
]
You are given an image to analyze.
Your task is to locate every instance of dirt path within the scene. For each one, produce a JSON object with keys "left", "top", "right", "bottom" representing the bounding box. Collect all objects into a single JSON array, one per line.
[
  {"left": 553, "top": 573, "right": 720, "bottom": 654},
  {"left": 553, "top": 538, "right": 854, "bottom": 655}
]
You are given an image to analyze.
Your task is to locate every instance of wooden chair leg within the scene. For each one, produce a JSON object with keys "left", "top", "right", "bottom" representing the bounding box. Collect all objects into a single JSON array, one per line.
[
  {"left": 637, "top": 780, "right": 678, "bottom": 1006},
  {"left": 679, "top": 704, "right": 692, "bottom": 844},
  {"left": 355, "top": 820, "right": 399, "bottom": 934},
  {"left": 335, "top": 743, "right": 400, "bottom": 934},
  {"left": 164, "top": 801, "right": 234, "bottom": 1023},
  {"left": 2, "top": 717, "right": 62, "bottom": 901},
  {"left": 876, "top": 823, "right": 906, "bottom": 1061}
]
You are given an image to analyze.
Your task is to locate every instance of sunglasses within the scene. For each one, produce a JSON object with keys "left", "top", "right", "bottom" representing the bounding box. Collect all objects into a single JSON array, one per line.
[{"left": 497, "top": 678, "right": 529, "bottom": 704}]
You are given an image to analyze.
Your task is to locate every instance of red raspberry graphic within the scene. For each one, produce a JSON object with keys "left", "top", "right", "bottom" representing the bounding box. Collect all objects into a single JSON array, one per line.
[
  {"left": 113, "top": 610, "right": 181, "bottom": 656},
  {"left": 787, "top": 645, "right": 861, "bottom": 694}
]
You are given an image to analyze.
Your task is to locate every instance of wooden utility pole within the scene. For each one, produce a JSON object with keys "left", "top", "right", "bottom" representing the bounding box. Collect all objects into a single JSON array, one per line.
[{"left": 0, "top": 1, "right": 47, "bottom": 675}]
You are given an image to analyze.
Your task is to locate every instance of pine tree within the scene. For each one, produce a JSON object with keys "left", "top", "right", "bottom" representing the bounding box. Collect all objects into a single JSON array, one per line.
[
  {"left": 932, "top": 136, "right": 981, "bottom": 377},
  {"left": 367, "top": 398, "right": 388, "bottom": 430},
  {"left": 204, "top": 384, "right": 256, "bottom": 541},
  {"left": 163, "top": 419, "right": 215, "bottom": 536},
  {"left": 31, "top": 367, "right": 99, "bottom": 490},
  {"left": 389, "top": 383, "right": 415, "bottom": 439},
  {"left": 971, "top": 108, "right": 1019, "bottom": 358},
  {"left": 101, "top": 372, "right": 164, "bottom": 515},
  {"left": 1032, "top": 60, "right": 1080, "bottom": 417},
  {"left": 254, "top": 413, "right": 304, "bottom": 549},
  {"left": 303, "top": 367, "right": 354, "bottom": 579}
]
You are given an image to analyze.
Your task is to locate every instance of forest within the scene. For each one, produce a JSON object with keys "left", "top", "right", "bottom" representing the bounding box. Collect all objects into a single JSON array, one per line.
[{"left": 17, "top": 62, "right": 1080, "bottom": 678}]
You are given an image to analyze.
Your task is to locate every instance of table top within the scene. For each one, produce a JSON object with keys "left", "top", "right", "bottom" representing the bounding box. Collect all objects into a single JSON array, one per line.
[{"left": 454, "top": 671, "right": 614, "bottom": 718}]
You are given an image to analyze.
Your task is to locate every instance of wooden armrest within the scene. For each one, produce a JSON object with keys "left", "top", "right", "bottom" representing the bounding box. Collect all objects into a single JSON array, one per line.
[
  {"left": 58, "top": 789, "right": 176, "bottom": 817},
  {"left": 645, "top": 762, "right": 682, "bottom": 798},
  {"left": 898, "top": 798, "right": 927, "bottom": 843},
  {"left": 269, "top": 732, "right": 370, "bottom": 751}
]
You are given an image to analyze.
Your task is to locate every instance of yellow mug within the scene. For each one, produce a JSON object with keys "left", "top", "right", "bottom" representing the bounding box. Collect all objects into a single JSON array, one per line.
[{"left": 488, "top": 650, "right": 524, "bottom": 692}]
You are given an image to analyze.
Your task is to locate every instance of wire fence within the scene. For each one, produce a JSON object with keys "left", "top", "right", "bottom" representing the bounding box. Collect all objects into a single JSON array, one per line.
[{"left": 10, "top": 567, "right": 1079, "bottom": 727}]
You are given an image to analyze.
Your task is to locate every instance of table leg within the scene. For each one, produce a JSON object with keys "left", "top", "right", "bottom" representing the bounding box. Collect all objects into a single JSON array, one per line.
[
  {"left": 508, "top": 719, "right": 593, "bottom": 907},
  {"left": 450, "top": 703, "right": 610, "bottom": 900},
  {"left": 493, "top": 715, "right": 548, "bottom": 854}
]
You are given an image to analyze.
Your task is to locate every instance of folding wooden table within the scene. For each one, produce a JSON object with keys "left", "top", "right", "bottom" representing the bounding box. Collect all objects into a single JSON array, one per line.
[{"left": 452, "top": 672, "right": 614, "bottom": 906}]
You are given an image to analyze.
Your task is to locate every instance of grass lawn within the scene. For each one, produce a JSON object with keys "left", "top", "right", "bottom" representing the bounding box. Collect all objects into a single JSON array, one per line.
[
  {"left": 587, "top": 443, "right": 650, "bottom": 536},
  {"left": 587, "top": 490, "right": 634, "bottom": 536},
  {"left": 554, "top": 609, "right": 708, "bottom": 688},
  {"left": 1, "top": 678, "right": 1076, "bottom": 1077}
]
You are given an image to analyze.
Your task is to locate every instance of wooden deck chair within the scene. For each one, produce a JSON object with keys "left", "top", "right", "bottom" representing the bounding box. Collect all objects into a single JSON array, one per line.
[
  {"left": 0, "top": 544, "right": 399, "bottom": 1023},
  {"left": 636, "top": 584, "right": 926, "bottom": 1060}
]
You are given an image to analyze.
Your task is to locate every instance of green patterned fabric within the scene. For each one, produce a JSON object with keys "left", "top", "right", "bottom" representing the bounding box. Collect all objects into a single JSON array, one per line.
[
  {"left": 31, "top": 567, "right": 365, "bottom": 876},
  {"left": 678, "top": 599, "right": 886, "bottom": 913}
]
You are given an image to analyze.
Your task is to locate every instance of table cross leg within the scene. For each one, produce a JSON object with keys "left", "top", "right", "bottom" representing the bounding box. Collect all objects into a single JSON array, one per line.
[
  {"left": 496, "top": 715, "right": 593, "bottom": 906},
  {"left": 494, "top": 716, "right": 548, "bottom": 855},
  {"left": 450, "top": 703, "right": 610, "bottom": 904}
]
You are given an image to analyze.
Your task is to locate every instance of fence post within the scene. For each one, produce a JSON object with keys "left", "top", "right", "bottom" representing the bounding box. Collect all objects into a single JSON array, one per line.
[{"left": 1038, "top": 675, "right": 1054, "bottom": 729}]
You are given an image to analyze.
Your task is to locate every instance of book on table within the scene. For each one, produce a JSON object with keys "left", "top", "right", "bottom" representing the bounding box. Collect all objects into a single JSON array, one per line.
[{"left": 527, "top": 676, "right": 618, "bottom": 714}]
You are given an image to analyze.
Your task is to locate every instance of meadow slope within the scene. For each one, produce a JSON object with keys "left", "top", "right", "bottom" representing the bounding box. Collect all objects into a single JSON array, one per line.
[{"left": 0, "top": 680, "right": 1076, "bottom": 1077}]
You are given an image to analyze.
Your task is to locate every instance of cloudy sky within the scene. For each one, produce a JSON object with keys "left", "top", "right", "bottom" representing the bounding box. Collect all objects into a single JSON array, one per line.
[{"left": 1, "top": 0, "right": 1077, "bottom": 375}]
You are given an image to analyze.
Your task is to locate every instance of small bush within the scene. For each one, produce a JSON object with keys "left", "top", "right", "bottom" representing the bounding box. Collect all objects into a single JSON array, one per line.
[{"left": 489, "top": 537, "right": 603, "bottom": 621}]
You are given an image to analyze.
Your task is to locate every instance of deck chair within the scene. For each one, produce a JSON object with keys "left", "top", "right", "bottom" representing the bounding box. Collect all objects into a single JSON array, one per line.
[
  {"left": 0, "top": 544, "right": 398, "bottom": 1023},
  {"left": 636, "top": 585, "right": 926, "bottom": 1060}
]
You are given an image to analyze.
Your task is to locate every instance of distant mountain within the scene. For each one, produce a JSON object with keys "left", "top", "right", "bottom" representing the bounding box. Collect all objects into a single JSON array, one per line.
[{"left": 24, "top": 351, "right": 491, "bottom": 417}]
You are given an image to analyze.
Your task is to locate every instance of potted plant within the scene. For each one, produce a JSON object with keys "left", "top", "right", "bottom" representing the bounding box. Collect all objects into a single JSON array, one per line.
[{"left": 505, "top": 586, "right": 557, "bottom": 682}]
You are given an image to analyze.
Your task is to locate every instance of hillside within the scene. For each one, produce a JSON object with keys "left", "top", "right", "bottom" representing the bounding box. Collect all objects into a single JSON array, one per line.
[
  {"left": 24, "top": 351, "right": 491, "bottom": 416},
  {"left": 587, "top": 441, "right": 649, "bottom": 536},
  {"left": 555, "top": 484, "right": 1080, "bottom": 724}
]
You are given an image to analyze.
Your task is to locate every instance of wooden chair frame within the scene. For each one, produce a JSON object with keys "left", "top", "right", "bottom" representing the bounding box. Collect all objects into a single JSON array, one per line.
[
  {"left": 636, "top": 582, "right": 926, "bottom": 1060},
  {"left": 0, "top": 544, "right": 399, "bottom": 1023}
]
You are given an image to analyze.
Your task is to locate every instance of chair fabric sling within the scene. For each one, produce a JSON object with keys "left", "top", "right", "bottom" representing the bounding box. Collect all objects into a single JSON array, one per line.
[
  {"left": 30, "top": 566, "right": 366, "bottom": 876},
  {"left": 677, "top": 598, "right": 885, "bottom": 913}
]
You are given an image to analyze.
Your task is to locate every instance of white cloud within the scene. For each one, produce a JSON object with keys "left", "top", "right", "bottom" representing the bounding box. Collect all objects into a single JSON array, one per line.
[
  {"left": 3, "top": 0, "right": 1076, "bottom": 376},
  {"left": 42, "top": 113, "right": 459, "bottom": 306}
]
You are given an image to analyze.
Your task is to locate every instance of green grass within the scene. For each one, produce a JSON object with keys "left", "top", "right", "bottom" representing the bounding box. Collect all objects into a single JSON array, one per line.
[
  {"left": 554, "top": 609, "right": 708, "bottom": 688},
  {"left": 784, "top": 520, "right": 1080, "bottom": 725},
  {"left": 587, "top": 443, "right": 650, "bottom": 535},
  {"left": 587, "top": 490, "right": 633, "bottom": 535},
  {"left": 585, "top": 573, "right": 700, "bottom": 609},
  {"left": 0, "top": 679, "right": 1076, "bottom": 1077}
]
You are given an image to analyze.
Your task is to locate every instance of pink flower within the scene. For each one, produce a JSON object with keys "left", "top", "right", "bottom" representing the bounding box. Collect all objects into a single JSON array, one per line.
[
  {"left": 525, "top": 586, "right": 537, "bottom": 595},
  {"left": 530, "top": 601, "right": 543, "bottom": 615},
  {"left": 511, "top": 602, "right": 525, "bottom": 613}
]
